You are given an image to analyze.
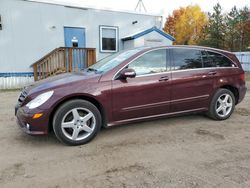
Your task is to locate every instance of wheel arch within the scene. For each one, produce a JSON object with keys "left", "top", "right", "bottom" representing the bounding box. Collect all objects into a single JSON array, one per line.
[
  {"left": 220, "top": 85, "right": 239, "bottom": 104},
  {"left": 48, "top": 95, "right": 107, "bottom": 132}
]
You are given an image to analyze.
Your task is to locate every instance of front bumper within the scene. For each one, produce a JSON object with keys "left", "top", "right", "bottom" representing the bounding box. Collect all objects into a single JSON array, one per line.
[{"left": 15, "top": 105, "right": 49, "bottom": 135}]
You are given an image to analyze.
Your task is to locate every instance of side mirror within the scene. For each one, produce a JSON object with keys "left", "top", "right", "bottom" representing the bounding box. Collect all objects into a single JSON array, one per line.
[{"left": 120, "top": 68, "right": 136, "bottom": 79}]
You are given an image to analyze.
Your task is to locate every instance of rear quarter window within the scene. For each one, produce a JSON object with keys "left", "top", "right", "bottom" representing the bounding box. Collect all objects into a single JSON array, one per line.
[{"left": 203, "top": 51, "right": 236, "bottom": 68}]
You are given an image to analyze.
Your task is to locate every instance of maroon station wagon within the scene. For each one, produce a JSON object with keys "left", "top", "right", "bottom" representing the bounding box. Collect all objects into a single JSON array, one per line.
[{"left": 15, "top": 46, "right": 247, "bottom": 145}]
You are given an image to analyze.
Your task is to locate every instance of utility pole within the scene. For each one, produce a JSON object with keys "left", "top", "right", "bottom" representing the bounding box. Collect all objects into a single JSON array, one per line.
[{"left": 135, "top": 0, "right": 147, "bottom": 13}]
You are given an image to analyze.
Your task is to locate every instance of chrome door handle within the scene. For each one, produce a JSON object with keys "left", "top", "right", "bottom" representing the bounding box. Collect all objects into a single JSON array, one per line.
[
  {"left": 159, "top": 76, "right": 169, "bottom": 81},
  {"left": 208, "top": 71, "right": 217, "bottom": 76}
]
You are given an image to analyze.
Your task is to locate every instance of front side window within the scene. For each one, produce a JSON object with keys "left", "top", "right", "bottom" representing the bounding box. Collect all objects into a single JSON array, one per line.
[
  {"left": 89, "top": 48, "right": 145, "bottom": 73},
  {"left": 100, "top": 26, "right": 118, "bottom": 53},
  {"left": 128, "top": 49, "right": 168, "bottom": 76},
  {"left": 172, "top": 48, "right": 203, "bottom": 70},
  {"left": 204, "top": 51, "right": 235, "bottom": 68}
]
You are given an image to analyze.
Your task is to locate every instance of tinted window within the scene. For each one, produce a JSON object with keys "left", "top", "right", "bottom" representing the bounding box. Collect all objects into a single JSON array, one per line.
[
  {"left": 128, "top": 49, "right": 168, "bottom": 76},
  {"left": 204, "top": 51, "right": 235, "bottom": 68},
  {"left": 201, "top": 50, "right": 213, "bottom": 67},
  {"left": 172, "top": 48, "right": 202, "bottom": 70}
]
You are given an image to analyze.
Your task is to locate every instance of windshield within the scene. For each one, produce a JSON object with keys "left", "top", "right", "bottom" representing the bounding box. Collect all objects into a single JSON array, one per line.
[{"left": 89, "top": 48, "right": 147, "bottom": 73}]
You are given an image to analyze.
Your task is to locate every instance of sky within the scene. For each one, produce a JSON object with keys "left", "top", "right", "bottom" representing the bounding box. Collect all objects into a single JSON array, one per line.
[{"left": 36, "top": 0, "right": 250, "bottom": 17}]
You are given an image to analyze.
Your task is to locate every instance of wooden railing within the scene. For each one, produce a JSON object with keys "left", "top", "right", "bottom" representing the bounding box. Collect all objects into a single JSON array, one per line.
[{"left": 31, "top": 47, "right": 96, "bottom": 81}]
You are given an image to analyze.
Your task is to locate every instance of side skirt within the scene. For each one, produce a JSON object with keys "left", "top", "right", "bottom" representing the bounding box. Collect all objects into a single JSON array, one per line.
[{"left": 107, "top": 107, "right": 207, "bottom": 127}]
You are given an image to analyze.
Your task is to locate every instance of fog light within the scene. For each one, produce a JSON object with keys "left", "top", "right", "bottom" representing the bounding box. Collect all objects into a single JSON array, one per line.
[
  {"left": 32, "top": 113, "right": 43, "bottom": 119},
  {"left": 26, "top": 123, "right": 30, "bottom": 130}
]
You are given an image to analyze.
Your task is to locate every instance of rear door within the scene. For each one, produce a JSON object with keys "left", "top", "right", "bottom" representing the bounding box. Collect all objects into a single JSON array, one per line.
[
  {"left": 170, "top": 47, "right": 214, "bottom": 112},
  {"left": 112, "top": 49, "right": 172, "bottom": 122}
]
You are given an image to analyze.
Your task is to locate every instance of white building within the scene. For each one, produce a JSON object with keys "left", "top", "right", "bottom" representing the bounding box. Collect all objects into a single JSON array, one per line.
[{"left": 0, "top": 0, "right": 174, "bottom": 89}]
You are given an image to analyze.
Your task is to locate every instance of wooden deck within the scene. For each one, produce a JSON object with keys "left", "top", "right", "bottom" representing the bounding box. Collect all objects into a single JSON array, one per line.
[{"left": 31, "top": 47, "right": 96, "bottom": 81}]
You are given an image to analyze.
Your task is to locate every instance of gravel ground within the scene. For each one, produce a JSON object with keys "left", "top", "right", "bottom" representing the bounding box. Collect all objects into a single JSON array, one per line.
[{"left": 0, "top": 82, "right": 250, "bottom": 188}]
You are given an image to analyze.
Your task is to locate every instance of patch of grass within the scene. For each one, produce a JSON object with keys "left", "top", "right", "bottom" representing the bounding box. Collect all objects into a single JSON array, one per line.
[{"left": 245, "top": 72, "right": 250, "bottom": 81}]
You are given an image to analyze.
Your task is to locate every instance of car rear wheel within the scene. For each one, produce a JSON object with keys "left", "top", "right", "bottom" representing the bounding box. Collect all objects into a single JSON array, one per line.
[
  {"left": 53, "top": 99, "right": 101, "bottom": 145},
  {"left": 207, "top": 88, "right": 235, "bottom": 120}
]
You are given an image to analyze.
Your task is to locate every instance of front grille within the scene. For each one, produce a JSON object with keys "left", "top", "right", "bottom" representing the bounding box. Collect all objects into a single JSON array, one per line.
[{"left": 18, "top": 88, "right": 28, "bottom": 104}]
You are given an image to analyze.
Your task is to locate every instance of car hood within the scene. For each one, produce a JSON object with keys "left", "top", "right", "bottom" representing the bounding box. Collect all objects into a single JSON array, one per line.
[{"left": 27, "top": 72, "right": 101, "bottom": 94}]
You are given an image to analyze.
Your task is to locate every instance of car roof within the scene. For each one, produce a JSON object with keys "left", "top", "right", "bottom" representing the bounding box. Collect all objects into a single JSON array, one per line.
[{"left": 142, "top": 45, "right": 234, "bottom": 55}]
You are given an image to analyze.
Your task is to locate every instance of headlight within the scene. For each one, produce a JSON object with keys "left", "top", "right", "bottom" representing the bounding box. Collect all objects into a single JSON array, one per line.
[{"left": 26, "top": 91, "right": 54, "bottom": 109}]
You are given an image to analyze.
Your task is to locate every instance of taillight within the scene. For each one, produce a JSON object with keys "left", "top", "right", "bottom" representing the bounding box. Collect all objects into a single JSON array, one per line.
[{"left": 240, "top": 73, "right": 245, "bottom": 81}]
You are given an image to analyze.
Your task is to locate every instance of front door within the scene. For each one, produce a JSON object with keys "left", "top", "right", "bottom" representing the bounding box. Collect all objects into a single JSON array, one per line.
[
  {"left": 112, "top": 49, "right": 172, "bottom": 122},
  {"left": 64, "top": 27, "right": 86, "bottom": 70}
]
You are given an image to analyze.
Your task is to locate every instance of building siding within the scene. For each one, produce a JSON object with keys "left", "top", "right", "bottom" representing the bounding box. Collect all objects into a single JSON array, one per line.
[
  {"left": 0, "top": 0, "right": 171, "bottom": 88},
  {"left": 0, "top": 0, "right": 162, "bottom": 73}
]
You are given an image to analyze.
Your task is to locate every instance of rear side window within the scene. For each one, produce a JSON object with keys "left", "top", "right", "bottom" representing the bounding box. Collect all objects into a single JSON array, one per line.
[
  {"left": 172, "top": 48, "right": 203, "bottom": 70},
  {"left": 203, "top": 51, "right": 236, "bottom": 68}
]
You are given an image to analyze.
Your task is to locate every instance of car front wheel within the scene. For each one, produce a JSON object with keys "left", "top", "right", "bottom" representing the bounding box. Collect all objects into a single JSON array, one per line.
[
  {"left": 207, "top": 88, "right": 235, "bottom": 120},
  {"left": 53, "top": 99, "right": 102, "bottom": 145}
]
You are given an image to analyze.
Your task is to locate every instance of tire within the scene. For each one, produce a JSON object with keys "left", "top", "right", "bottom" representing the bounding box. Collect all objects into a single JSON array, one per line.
[
  {"left": 207, "top": 88, "right": 235, "bottom": 120},
  {"left": 53, "top": 99, "right": 102, "bottom": 146}
]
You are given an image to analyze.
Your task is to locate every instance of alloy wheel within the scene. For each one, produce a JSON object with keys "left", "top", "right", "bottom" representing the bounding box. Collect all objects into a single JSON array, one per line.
[
  {"left": 215, "top": 94, "right": 233, "bottom": 118},
  {"left": 61, "top": 108, "right": 96, "bottom": 141}
]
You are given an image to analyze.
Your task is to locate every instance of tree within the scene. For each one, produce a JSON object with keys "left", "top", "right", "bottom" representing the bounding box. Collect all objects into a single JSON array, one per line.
[
  {"left": 225, "top": 6, "right": 241, "bottom": 51},
  {"left": 163, "top": 5, "right": 208, "bottom": 45},
  {"left": 163, "top": 7, "right": 185, "bottom": 40},
  {"left": 200, "top": 3, "right": 226, "bottom": 49},
  {"left": 224, "top": 6, "right": 250, "bottom": 51},
  {"left": 164, "top": 3, "right": 250, "bottom": 51},
  {"left": 238, "top": 6, "right": 250, "bottom": 51}
]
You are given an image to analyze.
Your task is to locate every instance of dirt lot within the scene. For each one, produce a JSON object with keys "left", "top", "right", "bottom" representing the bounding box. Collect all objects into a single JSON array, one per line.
[{"left": 0, "top": 83, "right": 250, "bottom": 188}]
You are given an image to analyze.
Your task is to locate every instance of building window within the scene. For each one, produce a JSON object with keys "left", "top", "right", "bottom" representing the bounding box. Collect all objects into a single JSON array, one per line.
[{"left": 100, "top": 26, "right": 118, "bottom": 53}]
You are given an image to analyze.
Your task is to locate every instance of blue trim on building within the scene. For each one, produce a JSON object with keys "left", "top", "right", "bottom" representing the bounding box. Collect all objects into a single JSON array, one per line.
[
  {"left": 0, "top": 72, "right": 34, "bottom": 77},
  {"left": 122, "top": 26, "right": 175, "bottom": 42}
]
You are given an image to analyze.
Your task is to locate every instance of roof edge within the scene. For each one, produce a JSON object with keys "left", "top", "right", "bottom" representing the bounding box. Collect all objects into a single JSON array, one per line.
[
  {"left": 23, "top": 0, "right": 162, "bottom": 17},
  {"left": 122, "top": 26, "right": 175, "bottom": 42}
]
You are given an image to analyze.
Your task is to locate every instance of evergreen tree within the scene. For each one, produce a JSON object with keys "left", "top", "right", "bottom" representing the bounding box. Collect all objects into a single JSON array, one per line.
[
  {"left": 201, "top": 3, "right": 226, "bottom": 49},
  {"left": 238, "top": 6, "right": 250, "bottom": 51},
  {"left": 225, "top": 6, "right": 241, "bottom": 51}
]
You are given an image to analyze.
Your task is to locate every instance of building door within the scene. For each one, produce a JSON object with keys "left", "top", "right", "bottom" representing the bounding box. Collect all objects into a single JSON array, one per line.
[{"left": 64, "top": 27, "right": 86, "bottom": 71}]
